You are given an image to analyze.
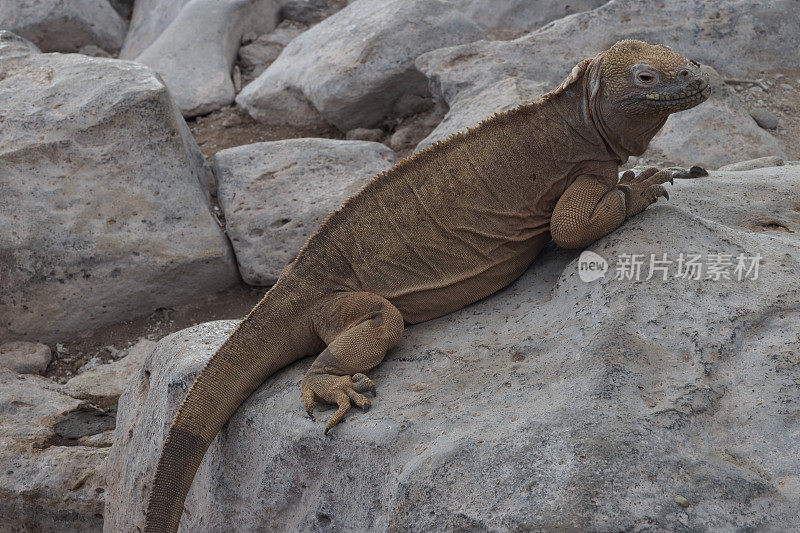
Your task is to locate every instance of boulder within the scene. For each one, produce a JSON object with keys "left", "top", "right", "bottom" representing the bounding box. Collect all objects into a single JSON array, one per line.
[
  {"left": 65, "top": 339, "right": 158, "bottom": 404},
  {"left": 0, "top": 43, "right": 239, "bottom": 344},
  {"left": 445, "top": 0, "right": 606, "bottom": 40},
  {"left": 134, "top": 0, "right": 280, "bottom": 117},
  {"left": 106, "top": 164, "right": 800, "bottom": 531},
  {"left": 0, "top": 368, "right": 110, "bottom": 532},
  {"left": 0, "top": 341, "right": 52, "bottom": 375},
  {"left": 236, "top": 0, "right": 484, "bottom": 131},
  {"left": 119, "top": 0, "right": 191, "bottom": 60},
  {"left": 0, "top": 0, "right": 127, "bottom": 54},
  {"left": 420, "top": 0, "right": 800, "bottom": 92},
  {"left": 415, "top": 0, "right": 799, "bottom": 165},
  {"left": 214, "top": 139, "right": 396, "bottom": 285}
]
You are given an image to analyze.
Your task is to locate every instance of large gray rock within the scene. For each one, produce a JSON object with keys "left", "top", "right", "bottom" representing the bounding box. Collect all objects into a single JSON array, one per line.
[
  {"left": 420, "top": 0, "right": 800, "bottom": 93},
  {"left": 106, "top": 165, "right": 800, "bottom": 531},
  {"left": 236, "top": 0, "right": 484, "bottom": 131},
  {"left": 215, "top": 139, "right": 396, "bottom": 285},
  {"left": 135, "top": 0, "right": 280, "bottom": 117},
  {"left": 120, "top": 0, "right": 191, "bottom": 59},
  {"left": 0, "top": 0, "right": 127, "bottom": 54},
  {"left": 0, "top": 368, "right": 110, "bottom": 532},
  {"left": 415, "top": 0, "right": 798, "bottom": 166},
  {"left": 446, "top": 0, "right": 606, "bottom": 40},
  {"left": 0, "top": 45, "right": 239, "bottom": 344}
]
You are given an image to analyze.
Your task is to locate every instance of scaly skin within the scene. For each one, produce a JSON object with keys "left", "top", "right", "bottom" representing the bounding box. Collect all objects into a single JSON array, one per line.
[{"left": 144, "top": 40, "right": 710, "bottom": 532}]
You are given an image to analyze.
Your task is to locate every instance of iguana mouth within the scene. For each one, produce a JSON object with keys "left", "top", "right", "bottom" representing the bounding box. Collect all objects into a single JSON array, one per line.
[{"left": 643, "top": 83, "right": 712, "bottom": 108}]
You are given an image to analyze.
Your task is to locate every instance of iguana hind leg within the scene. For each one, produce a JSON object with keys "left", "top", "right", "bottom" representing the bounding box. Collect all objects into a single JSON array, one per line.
[{"left": 302, "top": 292, "right": 404, "bottom": 433}]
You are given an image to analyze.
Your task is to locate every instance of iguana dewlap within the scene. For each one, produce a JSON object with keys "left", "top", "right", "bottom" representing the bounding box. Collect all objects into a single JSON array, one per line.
[{"left": 144, "top": 40, "right": 710, "bottom": 532}]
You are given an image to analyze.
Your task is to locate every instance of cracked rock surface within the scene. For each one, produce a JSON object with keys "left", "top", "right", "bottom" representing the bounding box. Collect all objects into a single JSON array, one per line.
[{"left": 0, "top": 368, "right": 111, "bottom": 532}]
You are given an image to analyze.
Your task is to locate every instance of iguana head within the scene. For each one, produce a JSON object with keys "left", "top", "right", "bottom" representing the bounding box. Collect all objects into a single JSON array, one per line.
[
  {"left": 580, "top": 39, "right": 711, "bottom": 159},
  {"left": 599, "top": 39, "right": 711, "bottom": 116}
]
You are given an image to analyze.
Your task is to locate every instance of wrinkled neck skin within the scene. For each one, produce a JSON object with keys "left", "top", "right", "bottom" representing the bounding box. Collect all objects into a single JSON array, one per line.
[{"left": 584, "top": 59, "right": 668, "bottom": 164}]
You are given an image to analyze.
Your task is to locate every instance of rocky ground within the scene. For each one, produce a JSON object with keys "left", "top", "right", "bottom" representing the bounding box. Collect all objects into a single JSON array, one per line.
[{"left": 1, "top": 1, "right": 799, "bottom": 531}]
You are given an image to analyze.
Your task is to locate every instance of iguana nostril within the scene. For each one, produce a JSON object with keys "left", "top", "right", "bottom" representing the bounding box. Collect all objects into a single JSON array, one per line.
[{"left": 678, "top": 68, "right": 690, "bottom": 79}]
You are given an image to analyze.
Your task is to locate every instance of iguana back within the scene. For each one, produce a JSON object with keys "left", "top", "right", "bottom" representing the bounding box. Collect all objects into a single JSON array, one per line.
[{"left": 287, "top": 82, "right": 617, "bottom": 322}]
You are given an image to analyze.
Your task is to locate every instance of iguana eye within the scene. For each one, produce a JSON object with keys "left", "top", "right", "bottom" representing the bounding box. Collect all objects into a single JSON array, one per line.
[{"left": 631, "top": 65, "right": 659, "bottom": 86}]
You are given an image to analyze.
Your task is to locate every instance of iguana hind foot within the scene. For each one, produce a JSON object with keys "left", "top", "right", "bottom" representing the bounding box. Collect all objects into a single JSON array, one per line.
[
  {"left": 302, "top": 372, "right": 374, "bottom": 434},
  {"left": 301, "top": 292, "right": 403, "bottom": 434}
]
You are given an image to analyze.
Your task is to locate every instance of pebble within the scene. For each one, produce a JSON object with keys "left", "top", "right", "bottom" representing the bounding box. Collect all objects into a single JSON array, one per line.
[
  {"left": 79, "top": 356, "right": 103, "bottom": 373},
  {"left": 674, "top": 495, "right": 690, "bottom": 508},
  {"left": 750, "top": 108, "right": 779, "bottom": 130},
  {"left": 345, "top": 128, "right": 384, "bottom": 142}
]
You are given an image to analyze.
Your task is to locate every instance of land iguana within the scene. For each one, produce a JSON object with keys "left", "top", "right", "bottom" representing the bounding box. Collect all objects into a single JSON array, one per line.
[{"left": 144, "top": 40, "right": 711, "bottom": 531}]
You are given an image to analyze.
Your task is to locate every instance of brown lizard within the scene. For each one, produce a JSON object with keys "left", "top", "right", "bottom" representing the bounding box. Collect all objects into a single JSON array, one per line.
[{"left": 144, "top": 40, "right": 710, "bottom": 531}]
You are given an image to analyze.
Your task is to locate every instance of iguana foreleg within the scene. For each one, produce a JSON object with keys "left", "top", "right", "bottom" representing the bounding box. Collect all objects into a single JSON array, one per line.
[
  {"left": 550, "top": 167, "right": 674, "bottom": 249},
  {"left": 301, "top": 291, "right": 404, "bottom": 433}
]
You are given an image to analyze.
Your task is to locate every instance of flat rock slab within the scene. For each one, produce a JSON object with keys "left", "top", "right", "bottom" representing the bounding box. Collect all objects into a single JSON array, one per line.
[
  {"left": 0, "top": 41, "right": 239, "bottom": 344},
  {"left": 0, "top": 341, "right": 52, "bottom": 375},
  {"left": 66, "top": 339, "right": 158, "bottom": 403},
  {"left": 0, "top": 368, "right": 109, "bottom": 532},
  {"left": 0, "top": 0, "right": 127, "bottom": 53},
  {"left": 236, "top": 0, "right": 484, "bottom": 131},
  {"left": 107, "top": 166, "right": 800, "bottom": 531},
  {"left": 215, "top": 138, "right": 396, "bottom": 285},
  {"left": 719, "top": 156, "right": 785, "bottom": 172},
  {"left": 135, "top": 0, "right": 280, "bottom": 117}
]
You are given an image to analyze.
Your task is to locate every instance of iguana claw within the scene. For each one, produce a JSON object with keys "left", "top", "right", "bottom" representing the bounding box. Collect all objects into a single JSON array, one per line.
[
  {"left": 302, "top": 372, "right": 375, "bottom": 434},
  {"left": 617, "top": 167, "right": 675, "bottom": 217}
]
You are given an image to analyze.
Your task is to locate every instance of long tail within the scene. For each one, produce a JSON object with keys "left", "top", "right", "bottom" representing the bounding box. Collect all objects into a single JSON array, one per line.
[{"left": 144, "top": 289, "right": 312, "bottom": 532}]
